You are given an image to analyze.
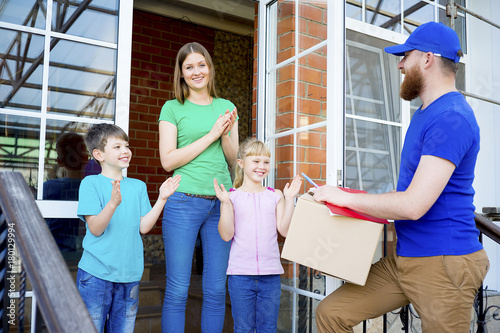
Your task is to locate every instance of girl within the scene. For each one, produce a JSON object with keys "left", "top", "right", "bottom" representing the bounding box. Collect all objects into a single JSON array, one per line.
[
  {"left": 213, "top": 138, "right": 302, "bottom": 332},
  {"left": 158, "top": 42, "right": 238, "bottom": 332}
]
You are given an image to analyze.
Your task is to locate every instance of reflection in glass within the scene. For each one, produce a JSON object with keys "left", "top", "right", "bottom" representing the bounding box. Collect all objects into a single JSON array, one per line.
[
  {"left": 0, "top": 114, "right": 40, "bottom": 189},
  {"left": 43, "top": 119, "right": 97, "bottom": 192},
  {"left": 366, "top": 0, "right": 401, "bottom": 31},
  {"left": 275, "top": 62, "right": 295, "bottom": 134},
  {"left": 298, "top": 45, "right": 327, "bottom": 127},
  {"left": 270, "top": 0, "right": 296, "bottom": 65},
  {"left": 298, "top": 0, "right": 327, "bottom": 51},
  {"left": 52, "top": 0, "right": 119, "bottom": 43},
  {"left": 0, "top": 0, "right": 46, "bottom": 29},
  {"left": 0, "top": 29, "right": 45, "bottom": 111},
  {"left": 346, "top": 1, "right": 467, "bottom": 54},
  {"left": 346, "top": 35, "right": 402, "bottom": 194},
  {"left": 439, "top": 8, "right": 466, "bottom": 54},
  {"left": 48, "top": 39, "right": 116, "bottom": 119}
]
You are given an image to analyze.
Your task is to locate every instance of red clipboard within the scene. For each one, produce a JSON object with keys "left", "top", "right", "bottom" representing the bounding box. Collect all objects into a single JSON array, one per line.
[{"left": 325, "top": 188, "right": 389, "bottom": 224}]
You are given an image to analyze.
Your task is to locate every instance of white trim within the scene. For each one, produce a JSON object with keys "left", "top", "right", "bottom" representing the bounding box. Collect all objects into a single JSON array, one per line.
[
  {"left": 36, "top": 200, "right": 79, "bottom": 218},
  {"left": 37, "top": 0, "right": 53, "bottom": 200},
  {"left": 256, "top": 1, "right": 268, "bottom": 140},
  {"left": 115, "top": 0, "right": 134, "bottom": 135},
  {"left": 325, "top": 0, "right": 346, "bottom": 296},
  {"left": 0, "top": 20, "right": 117, "bottom": 50},
  {"left": 49, "top": 31, "right": 117, "bottom": 49}
]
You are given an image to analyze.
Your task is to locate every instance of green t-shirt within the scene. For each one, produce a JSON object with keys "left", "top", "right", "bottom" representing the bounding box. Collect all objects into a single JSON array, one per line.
[{"left": 159, "top": 98, "right": 235, "bottom": 195}]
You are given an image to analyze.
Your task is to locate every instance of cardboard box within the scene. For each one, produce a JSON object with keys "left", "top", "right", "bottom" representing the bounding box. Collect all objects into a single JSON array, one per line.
[{"left": 281, "top": 193, "right": 385, "bottom": 286}]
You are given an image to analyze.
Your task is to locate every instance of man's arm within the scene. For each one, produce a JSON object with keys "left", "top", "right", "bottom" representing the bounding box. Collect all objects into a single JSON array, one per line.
[{"left": 312, "top": 155, "right": 456, "bottom": 220}]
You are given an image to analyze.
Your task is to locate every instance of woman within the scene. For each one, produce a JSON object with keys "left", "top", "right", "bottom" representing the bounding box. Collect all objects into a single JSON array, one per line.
[{"left": 158, "top": 42, "right": 238, "bottom": 332}]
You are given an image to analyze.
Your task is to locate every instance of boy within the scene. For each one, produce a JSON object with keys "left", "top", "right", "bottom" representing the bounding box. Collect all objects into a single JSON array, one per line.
[{"left": 76, "top": 123, "right": 180, "bottom": 332}]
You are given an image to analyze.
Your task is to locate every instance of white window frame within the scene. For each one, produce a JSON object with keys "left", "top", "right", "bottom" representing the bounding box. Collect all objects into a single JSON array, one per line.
[{"left": 0, "top": 0, "right": 134, "bottom": 219}]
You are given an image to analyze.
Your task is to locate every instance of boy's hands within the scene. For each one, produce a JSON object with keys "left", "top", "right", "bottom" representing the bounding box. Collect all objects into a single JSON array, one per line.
[
  {"left": 110, "top": 180, "right": 122, "bottom": 207},
  {"left": 283, "top": 174, "right": 302, "bottom": 200},
  {"left": 159, "top": 174, "right": 181, "bottom": 200},
  {"left": 213, "top": 178, "right": 230, "bottom": 204}
]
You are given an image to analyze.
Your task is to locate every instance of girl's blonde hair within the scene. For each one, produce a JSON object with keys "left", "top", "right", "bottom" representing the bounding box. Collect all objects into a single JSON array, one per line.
[
  {"left": 173, "top": 42, "right": 218, "bottom": 104},
  {"left": 233, "top": 138, "right": 271, "bottom": 189}
]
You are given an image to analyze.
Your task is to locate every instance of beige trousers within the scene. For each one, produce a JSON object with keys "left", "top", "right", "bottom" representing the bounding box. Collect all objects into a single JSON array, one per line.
[{"left": 316, "top": 247, "right": 489, "bottom": 333}]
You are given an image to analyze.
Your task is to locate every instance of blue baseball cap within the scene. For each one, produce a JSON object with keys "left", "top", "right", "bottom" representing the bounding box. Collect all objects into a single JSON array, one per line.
[{"left": 385, "top": 22, "right": 461, "bottom": 63}]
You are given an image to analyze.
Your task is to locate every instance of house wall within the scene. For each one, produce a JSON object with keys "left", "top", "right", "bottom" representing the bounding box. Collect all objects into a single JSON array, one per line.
[{"left": 468, "top": 0, "right": 500, "bottom": 291}]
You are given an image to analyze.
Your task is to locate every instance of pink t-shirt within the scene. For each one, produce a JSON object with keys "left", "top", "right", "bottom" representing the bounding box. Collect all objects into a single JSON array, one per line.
[{"left": 226, "top": 187, "right": 284, "bottom": 275}]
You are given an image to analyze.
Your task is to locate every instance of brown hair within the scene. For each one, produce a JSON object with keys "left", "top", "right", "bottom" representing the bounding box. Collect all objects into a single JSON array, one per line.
[
  {"left": 233, "top": 138, "right": 271, "bottom": 189},
  {"left": 439, "top": 49, "right": 463, "bottom": 75},
  {"left": 173, "top": 42, "right": 218, "bottom": 104},
  {"left": 85, "top": 123, "right": 129, "bottom": 165}
]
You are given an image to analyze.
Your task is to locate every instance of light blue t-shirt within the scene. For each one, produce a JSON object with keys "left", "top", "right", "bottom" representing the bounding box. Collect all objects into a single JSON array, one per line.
[{"left": 77, "top": 174, "right": 152, "bottom": 282}]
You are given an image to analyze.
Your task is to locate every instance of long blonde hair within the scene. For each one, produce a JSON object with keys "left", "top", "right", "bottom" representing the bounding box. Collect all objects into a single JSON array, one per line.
[{"left": 233, "top": 138, "right": 271, "bottom": 189}]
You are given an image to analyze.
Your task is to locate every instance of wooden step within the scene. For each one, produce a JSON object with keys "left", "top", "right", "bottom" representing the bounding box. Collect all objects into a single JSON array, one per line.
[
  {"left": 139, "top": 280, "right": 163, "bottom": 307},
  {"left": 135, "top": 305, "right": 162, "bottom": 333}
]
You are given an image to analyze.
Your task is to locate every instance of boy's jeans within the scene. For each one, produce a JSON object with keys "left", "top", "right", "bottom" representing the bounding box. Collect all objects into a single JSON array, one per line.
[
  {"left": 228, "top": 275, "right": 281, "bottom": 333},
  {"left": 77, "top": 269, "right": 139, "bottom": 333},
  {"left": 162, "top": 192, "right": 231, "bottom": 332}
]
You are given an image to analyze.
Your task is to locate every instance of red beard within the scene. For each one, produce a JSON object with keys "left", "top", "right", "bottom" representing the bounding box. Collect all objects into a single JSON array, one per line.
[{"left": 400, "top": 65, "right": 424, "bottom": 101}]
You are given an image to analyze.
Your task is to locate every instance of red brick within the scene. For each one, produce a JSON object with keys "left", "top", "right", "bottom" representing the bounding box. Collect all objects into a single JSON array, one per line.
[
  {"left": 298, "top": 98, "right": 322, "bottom": 115},
  {"left": 277, "top": 16, "right": 295, "bottom": 36},
  {"left": 279, "top": 1, "right": 295, "bottom": 20},
  {"left": 299, "top": 66, "right": 322, "bottom": 85},
  {"left": 307, "top": 21, "right": 327, "bottom": 40},
  {"left": 298, "top": 3, "right": 323, "bottom": 22}
]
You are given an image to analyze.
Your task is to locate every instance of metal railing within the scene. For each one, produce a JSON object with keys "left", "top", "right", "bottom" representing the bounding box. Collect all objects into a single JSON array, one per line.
[{"left": 0, "top": 171, "right": 96, "bottom": 333}]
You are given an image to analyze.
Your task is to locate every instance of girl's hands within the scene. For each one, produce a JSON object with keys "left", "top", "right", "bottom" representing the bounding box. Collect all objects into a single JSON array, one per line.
[
  {"left": 159, "top": 174, "right": 181, "bottom": 200},
  {"left": 222, "top": 107, "right": 238, "bottom": 136},
  {"left": 213, "top": 178, "right": 230, "bottom": 204},
  {"left": 110, "top": 180, "right": 122, "bottom": 207},
  {"left": 283, "top": 175, "right": 302, "bottom": 200}
]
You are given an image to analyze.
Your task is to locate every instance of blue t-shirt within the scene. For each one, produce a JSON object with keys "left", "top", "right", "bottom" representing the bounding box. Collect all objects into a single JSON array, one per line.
[
  {"left": 77, "top": 174, "right": 152, "bottom": 282},
  {"left": 395, "top": 91, "right": 483, "bottom": 257}
]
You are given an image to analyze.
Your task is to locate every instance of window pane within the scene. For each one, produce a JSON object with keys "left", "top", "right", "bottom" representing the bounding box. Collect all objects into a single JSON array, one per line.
[
  {"left": 48, "top": 39, "right": 116, "bottom": 119},
  {"left": 346, "top": 1, "right": 362, "bottom": 21},
  {"left": 0, "top": 114, "right": 40, "bottom": 189},
  {"left": 298, "top": 0, "right": 327, "bottom": 51},
  {"left": 45, "top": 216, "right": 85, "bottom": 261},
  {"left": 0, "top": 29, "right": 45, "bottom": 112},
  {"left": 403, "top": 1, "right": 435, "bottom": 35},
  {"left": 271, "top": 0, "right": 296, "bottom": 65},
  {"left": 298, "top": 45, "right": 327, "bottom": 127},
  {"left": 0, "top": 0, "right": 46, "bottom": 29},
  {"left": 439, "top": 8, "right": 466, "bottom": 54},
  {"left": 43, "top": 119, "right": 96, "bottom": 200},
  {"left": 297, "top": 127, "right": 326, "bottom": 187},
  {"left": 52, "top": 0, "right": 119, "bottom": 43},
  {"left": 275, "top": 62, "right": 295, "bottom": 134},
  {"left": 366, "top": 0, "right": 401, "bottom": 31}
]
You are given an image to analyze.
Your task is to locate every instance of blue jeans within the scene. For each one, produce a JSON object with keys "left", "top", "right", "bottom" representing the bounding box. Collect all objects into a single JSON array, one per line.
[
  {"left": 77, "top": 269, "right": 139, "bottom": 333},
  {"left": 228, "top": 275, "right": 281, "bottom": 333},
  {"left": 161, "top": 192, "right": 231, "bottom": 332}
]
